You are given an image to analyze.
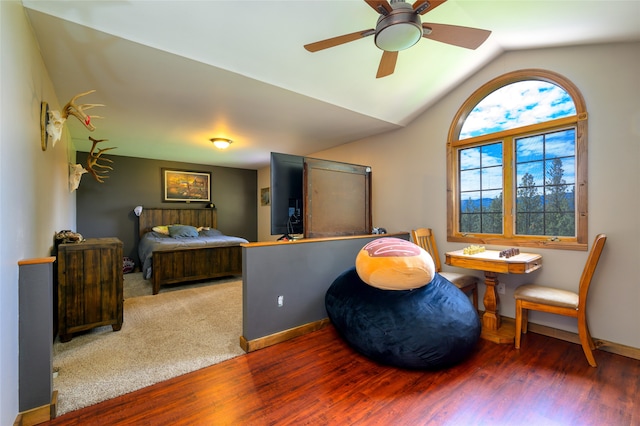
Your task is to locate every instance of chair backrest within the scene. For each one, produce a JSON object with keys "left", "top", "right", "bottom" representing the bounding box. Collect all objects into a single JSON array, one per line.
[
  {"left": 578, "top": 233, "right": 607, "bottom": 307},
  {"left": 410, "top": 228, "right": 442, "bottom": 272}
]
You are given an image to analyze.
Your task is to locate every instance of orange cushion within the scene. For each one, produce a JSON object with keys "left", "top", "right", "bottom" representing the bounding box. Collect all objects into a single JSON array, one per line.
[{"left": 355, "top": 237, "right": 435, "bottom": 290}]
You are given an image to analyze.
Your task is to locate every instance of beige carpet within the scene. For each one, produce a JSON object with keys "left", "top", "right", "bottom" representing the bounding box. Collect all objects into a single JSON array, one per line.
[{"left": 52, "top": 273, "right": 245, "bottom": 415}]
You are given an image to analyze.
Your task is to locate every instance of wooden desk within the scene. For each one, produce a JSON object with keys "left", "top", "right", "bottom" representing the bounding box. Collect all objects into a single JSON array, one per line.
[{"left": 445, "top": 249, "right": 542, "bottom": 344}]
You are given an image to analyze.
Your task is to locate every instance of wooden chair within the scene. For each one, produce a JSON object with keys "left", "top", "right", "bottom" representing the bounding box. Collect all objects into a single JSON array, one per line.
[
  {"left": 513, "top": 233, "right": 607, "bottom": 367},
  {"left": 411, "top": 228, "right": 479, "bottom": 310}
]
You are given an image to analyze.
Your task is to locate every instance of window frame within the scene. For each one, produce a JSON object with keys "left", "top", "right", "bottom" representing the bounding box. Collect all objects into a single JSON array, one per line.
[{"left": 447, "top": 69, "right": 588, "bottom": 251}]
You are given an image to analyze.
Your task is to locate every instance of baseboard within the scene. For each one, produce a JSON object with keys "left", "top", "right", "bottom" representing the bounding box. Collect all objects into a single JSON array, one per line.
[
  {"left": 240, "top": 319, "right": 331, "bottom": 353},
  {"left": 493, "top": 314, "right": 640, "bottom": 361},
  {"left": 525, "top": 321, "right": 640, "bottom": 361},
  {"left": 238, "top": 315, "right": 640, "bottom": 361},
  {"left": 14, "top": 391, "right": 57, "bottom": 426}
]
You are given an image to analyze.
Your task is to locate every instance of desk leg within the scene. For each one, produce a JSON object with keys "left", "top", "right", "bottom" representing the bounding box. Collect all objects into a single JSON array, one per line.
[{"left": 480, "top": 271, "right": 515, "bottom": 344}]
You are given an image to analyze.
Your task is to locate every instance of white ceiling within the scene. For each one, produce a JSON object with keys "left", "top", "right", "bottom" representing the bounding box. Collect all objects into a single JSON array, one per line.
[{"left": 23, "top": 0, "right": 640, "bottom": 169}]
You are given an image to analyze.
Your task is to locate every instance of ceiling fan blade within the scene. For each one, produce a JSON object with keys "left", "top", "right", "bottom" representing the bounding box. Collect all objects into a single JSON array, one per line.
[
  {"left": 422, "top": 23, "right": 491, "bottom": 50},
  {"left": 364, "top": 0, "right": 392, "bottom": 15},
  {"left": 413, "top": 0, "right": 447, "bottom": 15},
  {"left": 304, "top": 29, "right": 375, "bottom": 52},
  {"left": 376, "top": 50, "right": 398, "bottom": 78}
]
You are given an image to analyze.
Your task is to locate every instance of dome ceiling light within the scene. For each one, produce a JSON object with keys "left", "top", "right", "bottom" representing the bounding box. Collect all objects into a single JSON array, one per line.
[{"left": 210, "top": 138, "right": 233, "bottom": 149}]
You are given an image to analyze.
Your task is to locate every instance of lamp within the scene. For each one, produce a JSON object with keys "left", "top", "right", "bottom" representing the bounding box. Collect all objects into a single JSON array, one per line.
[
  {"left": 374, "top": 1, "right": 422, "bottom": 52},
  {"left": 133, "top": 205, "right": 143, "bottom": 217},
  {"left": 210, "top": 138, "right": 233, "bottom": 149}
]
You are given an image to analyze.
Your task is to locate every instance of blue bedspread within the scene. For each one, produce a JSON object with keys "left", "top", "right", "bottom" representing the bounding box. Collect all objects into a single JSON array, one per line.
[{"left": 138, "top": 230, "right": 248, "bottom": 279}]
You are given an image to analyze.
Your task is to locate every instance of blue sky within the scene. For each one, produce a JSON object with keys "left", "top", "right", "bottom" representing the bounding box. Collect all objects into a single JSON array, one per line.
[{"left": 460, "top": 81, "right": 576, "bottom": 139}]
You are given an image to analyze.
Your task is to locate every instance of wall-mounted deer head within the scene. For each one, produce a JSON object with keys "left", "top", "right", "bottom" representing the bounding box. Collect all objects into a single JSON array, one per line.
[
  {"left": 45, "top": 109, "right": 64, "bottom": 148},
  {"left": 69, "top": 163, "right": 87, "bottom": 192},
  {"left": 62, "top": 89, "right": 104, "bottom": 131},
  {"left": 86, "top": 136, "right": 116, "bottom": 183},
  {"left": 47, "top": 90, "right": 105, "bottom": 146}
]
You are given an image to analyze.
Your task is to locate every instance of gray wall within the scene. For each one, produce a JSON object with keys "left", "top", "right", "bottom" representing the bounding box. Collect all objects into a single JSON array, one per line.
[
  {"left": 242, "top": 233, "right": 409, "bottom": 341},
  {"left": 2, "top": 2, "right": 77, "bottom": 422},
  {"left": 19, "top": 260, "right": 54, "bottom": 412},
  {"left": 76, "top": 153, "right": 257, "bottom": 265}
]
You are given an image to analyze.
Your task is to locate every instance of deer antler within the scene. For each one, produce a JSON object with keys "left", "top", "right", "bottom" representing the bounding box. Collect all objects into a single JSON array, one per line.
[
  {"left": 86, "top": 136, "right": 116, "bottom": 183},
  {"left": 62, "top": 90, "right": 104, "bottom": 131}
]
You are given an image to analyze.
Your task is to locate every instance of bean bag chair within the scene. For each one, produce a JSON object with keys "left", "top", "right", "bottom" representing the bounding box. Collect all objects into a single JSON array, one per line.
[{"left": 325, "top": 266, "right": 481, "bottom": 369}]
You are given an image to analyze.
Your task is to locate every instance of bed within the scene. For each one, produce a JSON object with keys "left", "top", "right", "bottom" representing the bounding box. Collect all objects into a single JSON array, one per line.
[{"left": 138, "top": 208, "right": 248, "bottom": 294}]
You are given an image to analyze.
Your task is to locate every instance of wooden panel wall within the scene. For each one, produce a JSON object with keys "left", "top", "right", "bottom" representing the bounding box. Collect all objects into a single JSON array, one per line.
[{"left": 304, "top": 158, "right": 372, "bottom": 238}]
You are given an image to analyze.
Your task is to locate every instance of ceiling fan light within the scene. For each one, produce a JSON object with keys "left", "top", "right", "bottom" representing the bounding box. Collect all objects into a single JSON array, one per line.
[
  {"left": 375, "top": 23, "right": 422, "bottom": 51},
  {"left": 374, "top": 2, "right": 422, "bottom": 52},
  {"left": 210, "top": 138, "right": 232, "bottom": 149}
]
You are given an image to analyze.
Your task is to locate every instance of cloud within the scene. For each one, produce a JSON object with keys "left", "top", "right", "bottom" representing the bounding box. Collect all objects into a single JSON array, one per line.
[{"left": 460, "top": 81, "right": 576, "bottom": 139}]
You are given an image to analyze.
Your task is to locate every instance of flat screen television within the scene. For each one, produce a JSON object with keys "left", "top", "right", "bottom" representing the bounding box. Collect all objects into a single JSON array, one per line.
[{"left": 270, "top": 152, "right": 304, "bottom": 239}]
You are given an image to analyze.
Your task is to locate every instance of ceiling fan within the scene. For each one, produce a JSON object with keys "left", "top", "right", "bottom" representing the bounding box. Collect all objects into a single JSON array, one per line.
[{"left": 304, "top": 0, "right": 491, "bottom": 78}]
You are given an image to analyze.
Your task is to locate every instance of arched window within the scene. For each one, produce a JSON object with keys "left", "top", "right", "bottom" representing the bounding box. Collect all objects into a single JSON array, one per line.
[{"left": 447, "top": 69, "right": 588, "bottom": 250}]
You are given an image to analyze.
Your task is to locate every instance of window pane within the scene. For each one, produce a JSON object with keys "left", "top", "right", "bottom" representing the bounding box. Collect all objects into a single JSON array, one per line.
[
  {"left": 481, "top": 166, "right": 502, "bottom": 190},
  {"left": 460, "top": 191, "right": 480, "bottom": 213},
  {"left": 481, "top": 143, "right": 503, "bottom": 166},
  {"left": 481, "top": 190, "right": 502, "bottom": 213},
  {"left": 460, "top": 191, "right": 480, "bottom": 233},
  {"left": 460, "top": 147, "right": 480, "bottom": 170},
  {"left": 460, "top": 213, "right": 481, "bottom": 233},
  {"left": 517, "top": 162, "right": 544, "bottom": 188},
  {"left": 545, "top": 157, "right": 575, "bottom": 186},
  {"left": 544, "top": 212, "right": 575, "bottom": 237},
  {"left": 516, "top": 212, "right": 544, "bottom": 235},
  {"left": 516, "top": 135, "right": 544, "bottom": 162},
  {"left": 516, "top": 186, "right": 543, "bottom": 212},
  {"left": 545, "top": 129, "right": 575, "bottom": 159},
  {"left": 460, "top": 169, "right": 480, "bottom": 192},
  {"left": 460, "top": 81, "right": 577, "bottom": 139},
  {"left": 482, "top": 213, "right": 503, "bottom": 234},
  {"left": 482, "top": 190, "right": 503, "bottom": 234}
]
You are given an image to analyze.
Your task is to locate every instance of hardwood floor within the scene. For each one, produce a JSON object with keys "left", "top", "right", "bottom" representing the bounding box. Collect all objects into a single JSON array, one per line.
[{"left": 44, "top": 325, "right": 639, "bottom": 426}]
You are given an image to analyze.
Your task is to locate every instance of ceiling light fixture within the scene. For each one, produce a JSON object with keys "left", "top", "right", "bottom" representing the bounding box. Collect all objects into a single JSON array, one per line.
[
  {"left": 374, "top": 1, "right": 422, "bottom": 52},
  {"left": 210, "top": 138, "right": 233, "bottom": 149}
]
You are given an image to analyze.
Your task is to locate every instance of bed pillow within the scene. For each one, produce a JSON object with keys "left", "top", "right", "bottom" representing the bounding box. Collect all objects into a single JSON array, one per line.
[
  {"left": 168, "top": 225, "right": 199, "bottom": 238},
  {"left": 199, "top": 228, "right": 223, "bottom": 237},
  {"left": 152, "top": 225, "right": 170, "bottom": 235}
]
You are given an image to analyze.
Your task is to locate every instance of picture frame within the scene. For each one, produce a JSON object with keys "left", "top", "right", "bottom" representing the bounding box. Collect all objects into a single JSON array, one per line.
[
  {"left": 261, "top": 187, "right": 270, "bottom": 206},
  {"left": 162, "top": 169, "right": 211, "bottom": 202}
]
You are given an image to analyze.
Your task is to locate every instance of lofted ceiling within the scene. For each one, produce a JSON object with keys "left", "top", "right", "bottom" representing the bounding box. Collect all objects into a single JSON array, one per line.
[{"left": 23, "top": 0, "right": 640, "bottom": 170}]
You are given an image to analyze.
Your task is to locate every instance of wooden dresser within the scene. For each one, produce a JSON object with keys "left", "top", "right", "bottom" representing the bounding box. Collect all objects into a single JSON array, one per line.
[{"left": 57, "top": 237, "right": 123, "bottom": 342}]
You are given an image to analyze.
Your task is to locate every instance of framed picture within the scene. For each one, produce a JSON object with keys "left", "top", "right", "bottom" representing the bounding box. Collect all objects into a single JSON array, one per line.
[
  {"left": 261, "top": 187, "right": 270, "bottom": 206},
  {"left": 162, "top": 169, "right": 211, "bottom": 202}
]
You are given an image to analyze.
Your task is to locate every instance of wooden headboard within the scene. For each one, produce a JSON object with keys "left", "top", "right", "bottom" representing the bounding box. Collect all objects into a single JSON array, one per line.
[{"left": 139, "top": 208, "right": 218, "bottom": 237}]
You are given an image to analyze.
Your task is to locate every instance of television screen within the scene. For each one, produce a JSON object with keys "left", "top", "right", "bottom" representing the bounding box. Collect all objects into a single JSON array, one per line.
[{"left": 270, "top": 152, "right": 304, "bottom": 238}]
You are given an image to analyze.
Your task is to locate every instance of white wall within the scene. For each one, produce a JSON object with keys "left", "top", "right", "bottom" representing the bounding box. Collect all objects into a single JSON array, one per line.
[
  {"left": 259, "top": 42, "right": 640, "bottom": 350},
  {"left": 0, "top": 2, "right": 75, "bottom": 423}
]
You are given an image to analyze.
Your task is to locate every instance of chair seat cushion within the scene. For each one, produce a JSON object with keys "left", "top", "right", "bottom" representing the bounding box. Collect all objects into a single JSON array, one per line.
[
  {"left": 326, "top": 267, "right": 481, "bottom": 370},
  {"left": 439, "top": 271, "right": 477, "bottom": 289},
  {"left": 514, "top": 284, "right": 579, "bottom": 309}
]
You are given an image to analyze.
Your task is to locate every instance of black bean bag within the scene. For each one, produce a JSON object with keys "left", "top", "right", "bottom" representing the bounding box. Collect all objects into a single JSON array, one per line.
[{"left": 325, "top": 266, "right": 481, "bottom": 369}]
